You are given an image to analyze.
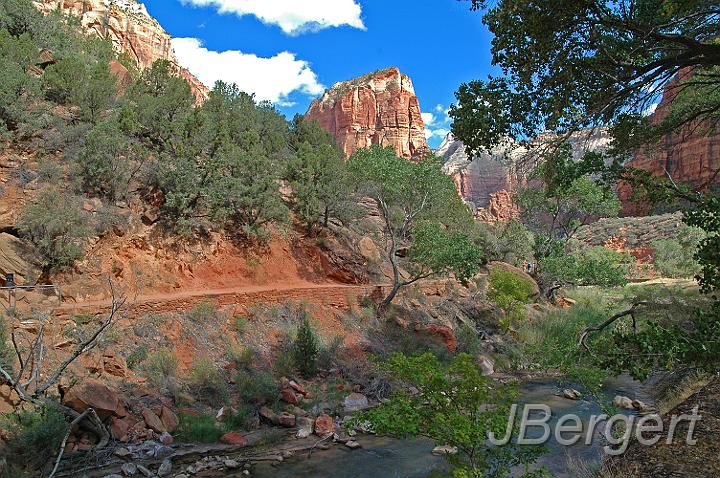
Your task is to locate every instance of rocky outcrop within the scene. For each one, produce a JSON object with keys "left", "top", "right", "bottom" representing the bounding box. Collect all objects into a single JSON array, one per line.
[
  {"left": 620, "top": 70, "right": 720, "bottom": 215},
  {"left": 305, "top": 67, "right": 429, "bottom": 161},
  {"left": 438, "top": 130, "right": 611, "bottom": 221},
  {"left": 33, "top": 0, "right": 209, "bottom": 102}
]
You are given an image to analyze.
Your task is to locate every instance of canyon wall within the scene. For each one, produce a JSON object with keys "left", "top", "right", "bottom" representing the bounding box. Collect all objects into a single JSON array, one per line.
[
  {"left": 438, "top": 130, "right": 612, "bottom": 221},
  {"left": 620, "top": 70, "right": 720, "bottom": 215},
  {"left": 305, "top": 67, "right": 430, "bottom": 161},
  {"left": 33, "top": 0, "right": 209, "bottom": 102}
]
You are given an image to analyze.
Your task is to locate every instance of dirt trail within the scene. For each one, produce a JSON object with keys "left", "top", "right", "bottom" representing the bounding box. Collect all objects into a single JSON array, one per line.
[{"left": 54, "top": 281, "right": 389, "bottom": 318}]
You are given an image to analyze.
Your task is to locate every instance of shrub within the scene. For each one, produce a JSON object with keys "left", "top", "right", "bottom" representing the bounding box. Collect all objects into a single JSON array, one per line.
[
  {"left": 233, "top": 315, "right": 247, "bottom": 333},
  {"left": 185, "top": 300, "right": 219, "bottom": 322},
  {"left": 236, "top": 370, "right": 277, "bottom": 405},
  {"left": 317, "top": 335, "right": 343, "bottom": 370},
  {"left": 652, "top": 229, "right": 704, "bottom": 278},
  {"left": 126, "top": 345, "right": 148, "bottom": 370},
  {"left": 541, "top": 246, "right": 633, "bottom": 287},
  {"left": 18, "top": 189, "right": 91, "bottom": 272},
  {"left": 0, "top": 314, "right": 13, "bottom": 373},
  {"left": 75, "top": 118, "right": 131, "bottom": 200},
  {"left": 142, "top": 348, "right": 178, "bottom": 394},
  {"left": 176, "top": 413, "right": 223, "bottom": 443},
  {"left": 487, "top": 265, "right": 535, "bottom": 329},
  {"left": 292, "top": 316, "right": 319, "bottom": 378},
  {"left": 187, "top": 357, "right": 228, "bottom": 404},
  {"left": 2, "top": 405, "right": 69, "bottom": 471}
]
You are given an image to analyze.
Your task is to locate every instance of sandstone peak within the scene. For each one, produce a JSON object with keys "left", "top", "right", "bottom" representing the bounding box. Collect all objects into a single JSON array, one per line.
[
  {"left": 305, "top": 67, "right": 429, "bottom": 161},
  {"left": 33, "top": 0, "right": 209, "bottom": 103}
]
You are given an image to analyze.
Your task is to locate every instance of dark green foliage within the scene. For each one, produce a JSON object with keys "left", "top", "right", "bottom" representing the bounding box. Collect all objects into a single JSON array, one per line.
[
  {"left": 236, "top": 369, "right": 278, "bottom": 405},
  {"left": 2, "top": 405, "right": 69, "bottom": 472},
  {"left": 541, "top": 246, "right": 633, "bottom": 287},
  {"left": 75, "top": 118, "right": 132, "bottom": 200},
  {"left": 479, "top": 220, "right": 535, "bottom": 266},
  {"left": 451, "top": 0, "right": 720, "bottom": 157},
  {"left": 0, "top": 29, "right": 39, "bottom": 132},
  {"left": 358, "top": 353, "right": 548, "bottom": 478},
  {"left": 176, "top": 413, "right": 224, "bottom": 443},
  {"left": 293, "top": 316, "right": 319, "bottom": 378},
  {"left": 685, "top": 196, "right": 720, "bottom": 294},
  {"left": 652, "top": 228, "right": 704, "bottom": 279},
  {"left": 187, "top": 357, "right": 228, "bottom": 404},
  {"left": 18, "top": 189, "right": 91, "bottom": 272},
  {"left": 126, "top": 345, "right": 148, "bottom": 370}
]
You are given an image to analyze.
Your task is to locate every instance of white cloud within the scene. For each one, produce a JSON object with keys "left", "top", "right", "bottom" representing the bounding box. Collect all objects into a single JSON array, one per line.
[
  {"left": 180, "top": 0, "right": 365, "bottom": 35},
  {"left": 421, "top": 112, "right": 435, "bottom": 126},
  {"left": 172, "top": 38, "right": 325, "bottom": 104},
  {"left": 424, "top": 127, "right": 450, "bottom": 140}
]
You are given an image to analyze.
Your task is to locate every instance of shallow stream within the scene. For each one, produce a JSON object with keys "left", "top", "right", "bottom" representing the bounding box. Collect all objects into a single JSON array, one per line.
[{"left": 224, "top": 376, "right": 654, "bottom": 478}]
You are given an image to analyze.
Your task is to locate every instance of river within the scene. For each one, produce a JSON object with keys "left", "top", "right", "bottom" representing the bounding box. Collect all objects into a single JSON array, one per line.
[{"left": 221, "top": 376, "right": 653, "bottom": 478}]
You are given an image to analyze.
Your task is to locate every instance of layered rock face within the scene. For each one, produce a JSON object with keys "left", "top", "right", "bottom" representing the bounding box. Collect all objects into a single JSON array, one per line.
[
  {"left": 437, "top": 130, "right": 611, "bottom": 221},
  {"left": 621, "top": 70, "right": 720, "bottom": 215},
  {"left": 33, "top": 0, "right": 209, "bottom": 102},
  {"left": 305, "top": 68, "right": 430, "bottom": 160}
]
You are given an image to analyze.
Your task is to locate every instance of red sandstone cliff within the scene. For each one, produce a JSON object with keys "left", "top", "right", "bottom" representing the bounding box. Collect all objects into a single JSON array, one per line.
[
  {"left": 621, "top": 70, "right": 720, "bottom": 215},
  {"left": 305, "top": 68, "right": 430, "bottom": 161},
  {"left": 33, "top": 0, "right": 209, "bottom": 103}
]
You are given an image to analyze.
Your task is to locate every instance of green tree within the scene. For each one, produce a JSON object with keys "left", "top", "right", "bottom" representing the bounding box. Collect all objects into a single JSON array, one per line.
[
  {"left": 75, "top": 118, "right": 133, "bottom": 200},
  {"left": 348, "top": 146, "right": 483, "bottom": 306},
  {"left": 293, "top": 316, "right": 319, "bottom": 378},
  {"left": 514, "top": 149, "right": 621, "bottom": 259},
  {"left": 359, "top": 353, "right": 548, "bottom": 478},
  {"left": 541, "top": 246, "right": 633, "bottom": 288},
  {"left": 652, "top": 228, "right": 704, "bottom": 279},
  {"left": 0, "top": 29, "right": 39, "bottom": 133},
  {"left": 286, "top": 141, "right": 352, "bottom": 231},
  {"left": 18, "top": 189, "right": 91, "bottom": 272}
]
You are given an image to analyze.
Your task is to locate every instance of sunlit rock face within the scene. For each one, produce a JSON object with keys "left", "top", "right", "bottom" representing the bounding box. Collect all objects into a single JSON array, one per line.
[
  {"left": 620, "top": 69, "right": 720, "bottom": 215},
  {"left": 437, "top": 130, "right": 612, "bottom": 221},
  {"left": 33, "top": 0, "right": 209, "bottom": 103},
  {"left": 305, "top": 67, "right": 430, "bottom": 161}
]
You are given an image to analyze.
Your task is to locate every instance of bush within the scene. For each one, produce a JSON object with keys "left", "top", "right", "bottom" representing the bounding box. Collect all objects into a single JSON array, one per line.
[
  {"left": 317, "top": 335, "right": 343, "bottom": 370},
  {"left": 142, "top": 348, "right": 178, "bottom": 394},
  {"left": 2, "top": 405, "right": 69, "bottom": 471},
  {"left": 487, "top": 265, "right": 535, "bottom": 329},
  {"left": 187, "top": 357, "right": 228, "bottom": 404},
  {"left": 237, "top": 369, "right": 277, "bottom": 405},
  {"left": 176, "top": 413, "right": 223, "bottom": 443},
  {"left": 126, "top": 345, "right": 148, "bottom": 370},
  {"left": 652, "top": 229, "right": 704, "bottom": 278},
  {"left": 0, "top": 314, "right": 13, "bottom": 373},
  {"left": 18, "top": 189, "right": 91, "bottom": 272},
  {"left": 185, "top": 300, "right": 219, "bottom": 322},
  {"left": 293, "top": 316, "right": 319, "bottom": 378},
  {"left": 75, "top": 118, "right": 131, "bottom": 200},
  {"left": 541, "top": 246, "right": 633, "bottom": 287}
]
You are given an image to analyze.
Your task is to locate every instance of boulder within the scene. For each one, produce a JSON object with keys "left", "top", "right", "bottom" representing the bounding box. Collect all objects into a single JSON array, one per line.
[
  {"left": 345, "top": 440, "right": 361, "bottom": 449},
  {"left": 0, "top": 233, "right": 40, "bottom": 285},
  {"left": 613, "top": 395, "right": 635, "bottom": 410},
  {"left": 120, "top": 462, "right": 137, "bottom": 476},
  {"left": 160, "top": 406, "right": 179, "bottom": 432},
  {"left": 289, "top": 380, "right": 307, "bottom": 396},
  {"left": 314, "top": 414, "right": 334, "bottom": 437},
  {"left": 477, "top": 355, "right": 495, "bottom": 376},
  {"left": 220, "top": 432, "right": 248, "bottom": 446},
  {"left": 158, "top": 432, "right": 174, "bottom": 445},
  {"left": 343, "top": 393, "right": 369, "bottom": 412},
  {"left": 62, "top": 379, "right": 120, "bottom": 421},
  {"left": 141, "top": 407, "right": 166, "bottom": 433},
  {"left": 109, "top": 417, "right": 133, "bottom": 442},
  {"left": 296, "top": 416, "right": 314, "bottom": 438},
  {"left": 281, "top": 388, "right": 301, "bottom": 405},
  {"left": 278, "top": 412, "right": 296, "bottom": 428},
  {"left": 563, "top": 389, "right": 582, "bottom": 400},
  {"left": 157, "top": 458, "right": 172, "bottom": 477},
  {"left": 259, "top": 406, "right": 279, "bottom": 425},
  {"left": 432, "top": 445, "right": 458, "bottom": 456}
]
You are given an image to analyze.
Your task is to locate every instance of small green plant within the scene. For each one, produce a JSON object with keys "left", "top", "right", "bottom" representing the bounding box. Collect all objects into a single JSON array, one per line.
[
  {"left": 292, "top": 315, "right": 319, "bottom": 378},
  {"left": 317, "top": 335, "right": 343, "bottom": 370},
  {"left": 236, "top": 370, "right": 278, "bottom": 405},
  {"left": 487, "top": 266, "right": 535, "bottom": 330},
  {"left": 176, "top": 413, "right": 223, "bottom": 443},
  {"left": 126, "top": 345, "right": 148, "bottom": 370},
  {"left": 233, "top": 315, "right": 248, "bottom": 333},
  {"left": 185, "top": 300, "right": 219, "bottom": 322},
  {"left": 187, "top": 357, "right": 228, "bottom": 404}
]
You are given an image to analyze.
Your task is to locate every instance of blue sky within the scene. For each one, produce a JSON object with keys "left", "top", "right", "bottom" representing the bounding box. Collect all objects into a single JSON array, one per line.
[{"left": 144, "top": 0, "right": 496, "bottom": 148}]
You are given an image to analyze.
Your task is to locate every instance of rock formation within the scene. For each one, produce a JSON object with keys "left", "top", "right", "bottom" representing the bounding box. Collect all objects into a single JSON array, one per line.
[
  {"left": 33, "top": 0, "right": 209, "bottom": 102},
  {"left": 620, "top": 70, "right": 720, "bottom": 215},
  {"left": 438, "top": 130, "right": 612, "bottom": 222},
  {"left": 305, "top": 67, "right": 430, "bottom": 161}
]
